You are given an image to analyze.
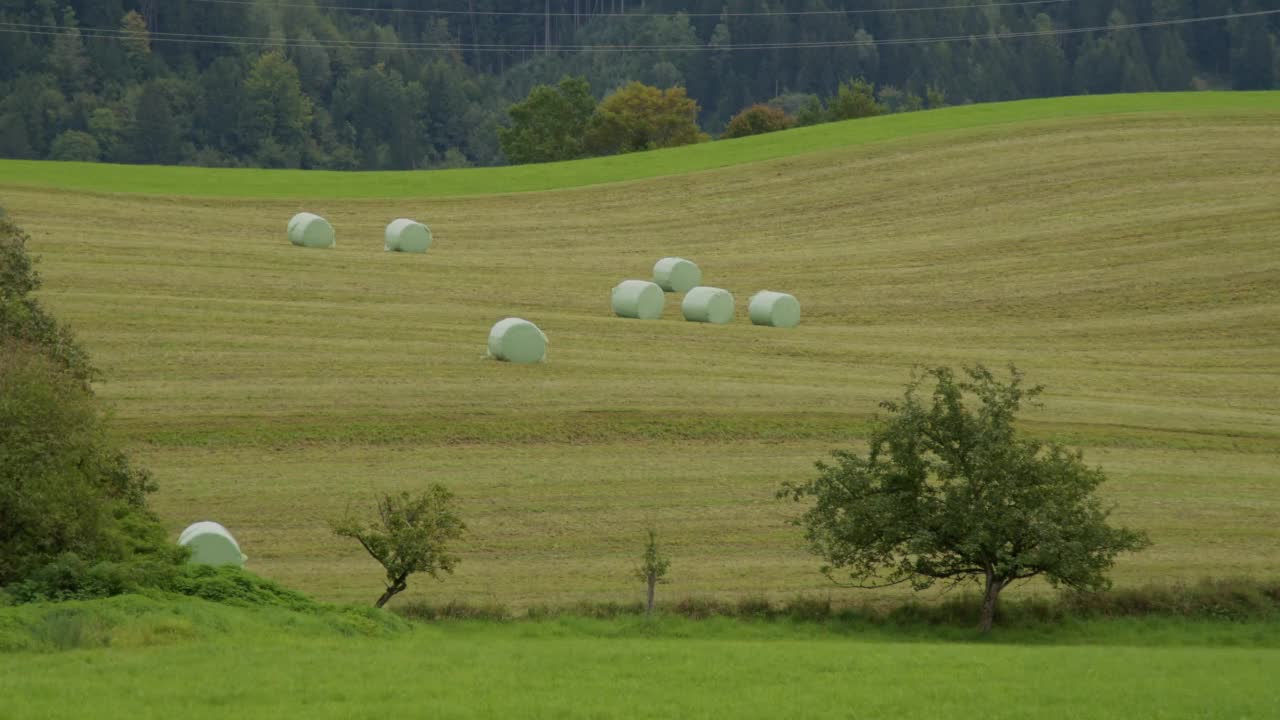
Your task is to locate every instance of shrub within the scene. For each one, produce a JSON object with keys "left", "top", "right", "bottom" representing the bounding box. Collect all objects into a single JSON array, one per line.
[
  {"left": 826, "top": 77, "right": 885, "bottom": 121},
  {"left": 0, "top": 347, "right": 177, "bottom": 585},
  {"left": 49, "top": 130, "right": 101, "bottom": 162},
  {"left": 393, "top": 599, "right": 510, "bottom": 622},
  {"left": 584, "top": 82, "right": 709, "bottom": 156},
  {"left": 170, "top": 564, "right": 316, "bottom": 611},
  {"left": 722, "top": 104, "right": 796, "bottom": 139}
]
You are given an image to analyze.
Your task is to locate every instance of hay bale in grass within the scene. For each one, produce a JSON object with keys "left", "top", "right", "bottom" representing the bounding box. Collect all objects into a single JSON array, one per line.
[
  {"left": 178, "top": 521, "right": 247, "bottom": 567},
  {"left": 652, "top": 257, "right": 702, "bottom": 293},
  {"left": 488, "top": 318, "right": 547, "bottom": 364},
  {"left": 681, "top": 286, "right": 734, "bottom": 324},
  {"left": 611, "top": 280, "right": 665, "bottom": 320},
  {"left": 288, "top": 212, "right": 335, "bottom": 249},
  {"left": 748, "top": 290, "right": 801, "bottom": 328},
  {"left": 385, "top": 218, "right": 433, "bottom": 253}
]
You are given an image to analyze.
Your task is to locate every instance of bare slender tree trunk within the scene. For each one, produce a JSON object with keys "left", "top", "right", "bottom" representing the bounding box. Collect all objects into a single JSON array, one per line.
[
  {"left": 645, "top": 572, "right": 657, "bottom": 616},
  {"left": 979, "top": 572, "right": 1002, "bottom": 634}
]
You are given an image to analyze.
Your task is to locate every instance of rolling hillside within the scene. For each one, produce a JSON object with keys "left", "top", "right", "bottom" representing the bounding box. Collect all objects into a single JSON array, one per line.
[{"left": 2, "top": 93, "right": 1277, "bottom": 606}]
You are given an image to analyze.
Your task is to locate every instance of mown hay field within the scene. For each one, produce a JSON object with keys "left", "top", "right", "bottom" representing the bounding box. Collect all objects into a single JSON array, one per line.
[{"left": 2, "top": 96, "right": 1278, "bottom": 606}]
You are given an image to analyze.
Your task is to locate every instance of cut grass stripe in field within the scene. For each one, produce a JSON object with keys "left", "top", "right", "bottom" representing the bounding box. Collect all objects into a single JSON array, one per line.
[{"left": 2, "top": 91, "right": 1278, "bottom": 199}]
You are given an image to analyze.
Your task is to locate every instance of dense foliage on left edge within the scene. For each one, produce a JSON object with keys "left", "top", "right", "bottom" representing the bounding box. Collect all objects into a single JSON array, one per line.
[{"left": 0, "top": 216, "right": 184, "bottom": 601}]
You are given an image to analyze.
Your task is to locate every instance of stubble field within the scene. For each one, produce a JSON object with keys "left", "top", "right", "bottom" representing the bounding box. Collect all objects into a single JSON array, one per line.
[{"left": 2, "top": 93, "right": 1277, "bottom": 608}]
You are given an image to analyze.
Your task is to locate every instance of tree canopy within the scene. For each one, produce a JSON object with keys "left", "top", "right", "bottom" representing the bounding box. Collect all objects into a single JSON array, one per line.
[
  {"left": 780, "top": 366, "right": 1150, "bottom": 632},
  {"left": 1, "top": 217, "right": 176, "bottom": 591},
  {"left": 585, "top": 82, "right": 708, "bottom": 156},
  {"left": 722, "top": 104, "right": 796, "bottom": 139},
  {"left": 498, "top": 76, "right": 596, "bottom": 165},
  {"left": 332, "top": 487, "right": 466, "bottom": 609}
]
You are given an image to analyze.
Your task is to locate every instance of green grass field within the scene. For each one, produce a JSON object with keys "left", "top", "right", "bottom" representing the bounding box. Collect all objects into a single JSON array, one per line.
[
  {"left": 1, "top": 92, "right": 1277, "bottom": 610},
  {"left": 1, "top": 91, "right": 1277, "bottom": 198},
  {"left": 2, "top": 596, "right": 1278, "bottom": 719}
]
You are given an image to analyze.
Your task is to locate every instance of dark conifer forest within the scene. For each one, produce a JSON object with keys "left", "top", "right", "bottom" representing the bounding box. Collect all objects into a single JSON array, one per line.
[{"left": 1, "top": 0, "right": 1276, "bottom": 168}]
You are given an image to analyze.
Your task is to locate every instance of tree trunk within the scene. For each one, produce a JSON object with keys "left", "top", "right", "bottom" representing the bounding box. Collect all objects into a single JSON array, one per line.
[
  {"left": 375, "top": 574, "right": 408, "bottom": 609},
  {"left": 979, "top": 573, "right": 1002, "bottom": 634},
  {"left": 645, "top": 572, "right": 656, "bottom": 616}
]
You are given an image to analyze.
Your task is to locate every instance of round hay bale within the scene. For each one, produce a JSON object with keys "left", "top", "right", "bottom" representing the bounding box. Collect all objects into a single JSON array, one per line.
[
  {"left": 681, "top": 286, "right": 734, "bottom": 324},
  {"left": 748, "top": 290, "right": 801, "bottom": 328},
  {"left": 611, "top": 280, "right": 665, "bottom": 320},
  {"left": 288, "top": 212, "right": 335, "bottom": 249},
  {"left": 488, "top": 318, "right": 547, "bottom": 364},
  {"left": 652, "top": 257, "right": 702, "bottom": 293},
  {"left": 178, "top": 521, "right": 247, "bottom": 567},
  {"left": 385, "top": 218, "right": 433, "bottom": 253}
]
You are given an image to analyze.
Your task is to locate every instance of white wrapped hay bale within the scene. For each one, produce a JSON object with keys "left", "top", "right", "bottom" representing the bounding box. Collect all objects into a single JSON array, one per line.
[
  {"left": 288, "top": 212, "right": 335, "bottom": 249},
  {"left": 385, "top": 218, "right": 433, "bottom": 253},
  {"left": 611, "top": 280, "right": 665, "bottom": 320},
  {"left": 748, "top": 291, "right": 801, "bottom": 328},
  {"left": 681, "top": 286, "right": 734, "bottom": 324},
  {"left": 488, "top": 318, "right": 547, "bottom": 364},
  {"left": 652, "top": 257, "right": 702, "bottom": 293},
  {"left": 178, "top": 521, "right": 247, "bottom": 567}
]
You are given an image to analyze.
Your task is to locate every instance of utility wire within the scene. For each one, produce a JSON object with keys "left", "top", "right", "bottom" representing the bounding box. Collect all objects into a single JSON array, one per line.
[
  {"left": 186, "top": 0, "right": 1073, "bottom": 19},
  {"left": 1, "top": 9, "right": 1275, "bottom": 53}
]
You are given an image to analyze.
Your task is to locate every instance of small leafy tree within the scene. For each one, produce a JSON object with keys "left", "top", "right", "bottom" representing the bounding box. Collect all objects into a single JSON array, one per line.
[
  {"left": 635, "top": 528, "right": 670, "bottom": 616},
  {"left": 498, "top": 76, "right": 596, "bottom": 164},
  {"left": 779, "top": 366, "right": 1149, "bottom": 633},
  {"left": 50, "top": 130, "right": 101, "bottom": 162},
  {"left": 826, "top": 77, "right": 885, "bottom": 121},
  {"left": 925, "top": 84, "right": 948, "bottom": 109},
  {"left": 584, "top": 82, "right": 708, "bottom": 156},
  {"left": 722, "top": 104, "right": 795, "bottom": 139},
  {"left": 332, "top": 487, "right": 465, "bottom": 609}
]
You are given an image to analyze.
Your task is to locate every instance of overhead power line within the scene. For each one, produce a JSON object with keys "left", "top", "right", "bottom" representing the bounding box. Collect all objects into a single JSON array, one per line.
[
  {"left": 1, "top": 9, "right": 1275, "bottom": 53},
  {"left": 186, "top": 0, "right": 1074, "bottom": 19}
]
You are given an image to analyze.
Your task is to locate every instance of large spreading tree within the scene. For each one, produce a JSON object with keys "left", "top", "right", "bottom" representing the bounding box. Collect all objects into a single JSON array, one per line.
[{"left": 780, "top": 365, "right": 1149, "bottom": 632}]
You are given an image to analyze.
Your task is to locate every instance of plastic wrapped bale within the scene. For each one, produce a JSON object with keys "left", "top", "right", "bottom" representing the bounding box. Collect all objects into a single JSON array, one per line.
[
  {"left": 385, "top": 218, "right": 433, "bottom": 253},
  {"left": 681, "top": 286, "right": 735, "bottom": 324},
  {"left": 748, "top": 291, "right": 801, "bottom": 328},
  {"left": 178, "top": 521, "right": 247, "bottom": 567},
  {"left": 611, "top": 280, "right": 665, "bottom": 320},
  {"left": 488, "top": 318, "right": 548, "bottom": 364},
  {"left": 652, "top": 257, "right": 702, "bottom": 293},
  {"left": 288, "top": 212, "right": 336, "bottom": 249}
]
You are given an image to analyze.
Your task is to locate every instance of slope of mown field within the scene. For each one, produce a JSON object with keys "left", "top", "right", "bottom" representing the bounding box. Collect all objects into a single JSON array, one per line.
[
  {"left": 0, "top": 91, "right": 1276, "bottom": 198},
  {"left": 1, "top": 94, "right": 1277, "bottom": 606}
]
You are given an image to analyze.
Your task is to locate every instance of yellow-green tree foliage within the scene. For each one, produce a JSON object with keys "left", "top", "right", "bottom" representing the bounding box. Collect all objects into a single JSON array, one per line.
[
  {"left": 584, "top": 82, "right": 708, "bottom": 156},
  {"left": 722, "top": 104, "right": 796, "bottom": 139}
]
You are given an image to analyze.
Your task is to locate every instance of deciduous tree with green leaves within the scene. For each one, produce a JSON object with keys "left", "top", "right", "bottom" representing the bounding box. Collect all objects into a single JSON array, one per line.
[
  {"left": 584, "top": 82, "right": 708, "bottom": 156},
  {"left": 498, "top": 76, "right": 596, "bottom": 165},
  {"left": 722, "top": 104, "right": 795, "bottom": 139},
  {"left": 825, "top": 77, "right": 884, "bottom": 121},
  {"left": 2, "top": 218, "right": 175, "bottom": 590},
  {"left": 332, "top": 486, "right": 466, "bottom": 609},
  {"left": 779, "top": 365, "right": 1149, "bottom": 633}
]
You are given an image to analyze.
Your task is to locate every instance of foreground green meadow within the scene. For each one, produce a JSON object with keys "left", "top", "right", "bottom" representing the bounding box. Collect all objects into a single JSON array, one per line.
[
  {"left": 1, "top": 92, "right": 1277, "bottom": 608},
  {"left": 2, "top": 596, "right": 1278, "bottom": 720}
]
